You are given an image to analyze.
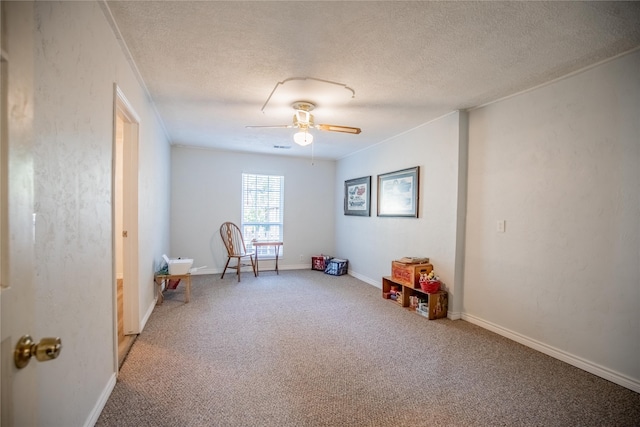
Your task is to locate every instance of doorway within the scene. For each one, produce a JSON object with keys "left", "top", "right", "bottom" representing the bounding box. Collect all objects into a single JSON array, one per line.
[{"left": 114, "top": 86, "right": 140, "bottom": 369}]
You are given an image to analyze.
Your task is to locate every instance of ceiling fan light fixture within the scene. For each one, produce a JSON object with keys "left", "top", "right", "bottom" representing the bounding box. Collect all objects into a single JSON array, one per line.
[{"left": 293, "top": 131, "right": 313, "bottom": 146}]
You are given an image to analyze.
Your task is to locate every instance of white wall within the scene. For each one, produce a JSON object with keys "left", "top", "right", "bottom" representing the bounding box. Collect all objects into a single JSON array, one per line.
[
  {"left": 31, "top": 2, "right": 171, "bottom": 425},
  {"left": 335, "top": 51, "right": 640, "bottom": 392},
  {"left": 464, "top": 50, "right": 640, "bottom": 391},
  {"left": 21, "top": 3, "right": 637, "bottom": 425},
  {"left": 335, "top": 111, "right": 468, "bottom": 317},
  {"left": 171, "top": 146, "right": 335, "bottom": 274}
]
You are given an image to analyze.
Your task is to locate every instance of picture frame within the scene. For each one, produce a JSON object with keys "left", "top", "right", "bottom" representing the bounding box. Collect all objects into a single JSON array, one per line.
[
  {"left": 377, "top": 166, "right": 420, "bottom": 217},
  {"left": 344, "top": 176, "right": 371, "bottom": 216}
]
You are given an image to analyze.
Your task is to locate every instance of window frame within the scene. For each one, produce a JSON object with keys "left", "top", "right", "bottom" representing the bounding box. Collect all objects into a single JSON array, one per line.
[{"left": 241, "top": 173, "right": 284, "bottom": 259}]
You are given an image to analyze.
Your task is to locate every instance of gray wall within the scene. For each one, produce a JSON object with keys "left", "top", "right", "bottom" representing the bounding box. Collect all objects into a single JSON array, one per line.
[
  {"left": 170, "top": 50, "right": 640, "bottom": 392},
  {"left": 22, "top": 2, "right": 639, "bottom": 425},
  {"left": 335, "top": 111, "right": 467, "bottom": 318},
  {"left": 170, "top": 147, "right": 336, "bottom": 274},
  {"left": 28, "top": 2, "right": 171, "bottom": 425},
  {"left": 334, "top": 50, "right": 640, "bottom": 392},
  {"left": 463, "top": 50, "right": 640, "bottom": 391}
]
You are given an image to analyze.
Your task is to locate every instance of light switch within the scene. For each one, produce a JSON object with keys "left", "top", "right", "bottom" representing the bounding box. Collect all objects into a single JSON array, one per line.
[{"left": 497, "top": 220, "right": 506, "bottom": 233}]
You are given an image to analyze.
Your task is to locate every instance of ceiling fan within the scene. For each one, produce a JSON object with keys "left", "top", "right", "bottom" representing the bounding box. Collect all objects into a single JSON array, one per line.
[{"left": 246, "top": 101, "right": 361, "bottom": 146}]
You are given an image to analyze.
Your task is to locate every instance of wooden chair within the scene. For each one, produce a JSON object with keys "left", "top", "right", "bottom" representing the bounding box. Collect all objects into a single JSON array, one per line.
[{"left": 219, "top": 222, "right": 257, "bottom": 282}]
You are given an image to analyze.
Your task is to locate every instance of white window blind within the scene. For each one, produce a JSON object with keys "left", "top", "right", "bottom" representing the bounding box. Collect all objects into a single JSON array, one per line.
[{"left": 241, "top": 173, "right": 284, "bottom": 257}]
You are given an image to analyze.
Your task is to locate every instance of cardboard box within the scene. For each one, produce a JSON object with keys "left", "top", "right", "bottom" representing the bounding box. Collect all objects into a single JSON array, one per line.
[{"left": 391, "top": 261, "right": 433, "bottom": 288}]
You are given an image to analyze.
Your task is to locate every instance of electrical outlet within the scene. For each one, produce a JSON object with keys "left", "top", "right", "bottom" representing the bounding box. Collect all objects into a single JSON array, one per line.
[
  {"left": 497, "top": 220, "right": 506, "bottom": 233},
  {"left": 299, "top": 254, "right": 303, "bottom": 261}
]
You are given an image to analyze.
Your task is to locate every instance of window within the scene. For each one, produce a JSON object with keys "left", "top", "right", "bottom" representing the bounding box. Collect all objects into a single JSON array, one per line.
[{"left": 241, "top": 173, "right": 284, "bottom": 258}]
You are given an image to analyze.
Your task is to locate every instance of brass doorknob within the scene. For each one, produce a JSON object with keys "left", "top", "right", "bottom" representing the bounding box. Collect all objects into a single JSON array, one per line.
[{"left": 14, "top": 335, "right": 62, "bottom": 369}]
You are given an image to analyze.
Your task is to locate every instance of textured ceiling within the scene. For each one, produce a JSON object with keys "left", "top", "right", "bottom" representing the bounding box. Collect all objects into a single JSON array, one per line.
[{"left": 104, "top": 1, "right": 640, "bottom": 160}]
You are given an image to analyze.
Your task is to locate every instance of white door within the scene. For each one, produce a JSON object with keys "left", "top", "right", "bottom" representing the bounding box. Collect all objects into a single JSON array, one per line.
[{"left": 0, "top": 3, "right": 60, "bottom": 425}]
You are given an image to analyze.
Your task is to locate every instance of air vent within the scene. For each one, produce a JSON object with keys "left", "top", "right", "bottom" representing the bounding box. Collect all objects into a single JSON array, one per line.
[{"left": 273, "top": 145, "right": 291, "bottom": 149}]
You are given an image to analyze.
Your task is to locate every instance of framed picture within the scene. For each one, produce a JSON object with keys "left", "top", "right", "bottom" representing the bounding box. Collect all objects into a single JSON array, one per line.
[
  {"left": 377, "top": 166, "right": 420, "bottom": 217},
  {"left": 344, "top": 176, "right": 371, "bottom": 216}
]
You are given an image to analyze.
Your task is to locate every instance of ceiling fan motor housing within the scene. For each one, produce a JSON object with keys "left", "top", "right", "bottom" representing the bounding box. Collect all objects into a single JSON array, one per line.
[
  {"left": 292, "top": 101, "right": 315, "bottom": 129},
  {"left": 291, "top": 101, "right": 315, "bottom": 112}
]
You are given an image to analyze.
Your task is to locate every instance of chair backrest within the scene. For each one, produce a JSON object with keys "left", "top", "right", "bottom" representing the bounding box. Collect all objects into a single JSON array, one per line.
[{"left": 220, "top": 222, "right": 248, "bottom": 256}]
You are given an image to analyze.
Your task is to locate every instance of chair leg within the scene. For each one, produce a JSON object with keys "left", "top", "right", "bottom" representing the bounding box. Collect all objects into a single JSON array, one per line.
[
  {"left": 250, "top": 255, "right": 257, "bottom": 277},
  {"left": 236, "top": 258, "right": 241, "bottom": 282},
  {"left": 221, "top": 258, "right": 231, "bottom": 279}
]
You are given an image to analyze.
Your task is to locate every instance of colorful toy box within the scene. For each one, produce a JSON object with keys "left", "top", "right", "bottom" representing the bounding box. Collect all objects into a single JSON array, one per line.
[
  {"left": 324, "top": 258, "right": 348, "bottom": 276},
  {"left": 312, "top": 255, "right": 332, "bottom": 271}
]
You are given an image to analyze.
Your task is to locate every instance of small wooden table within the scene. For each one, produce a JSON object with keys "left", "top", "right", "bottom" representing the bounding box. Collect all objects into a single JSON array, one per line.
[
  {"left": 154, "top": 273, "right": 191, "bottom": 304},
  {"left": 252, "top": 241, "right": 283, "bottom": 275}
]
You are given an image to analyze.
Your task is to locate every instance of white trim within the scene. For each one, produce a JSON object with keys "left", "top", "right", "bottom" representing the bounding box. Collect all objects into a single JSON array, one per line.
[
  {"left": 191, "top": 267, "right": 218, "bottom": 276},
  {"left": 115, "top": 86, "right": 140, "bottom": 123},
  {"left": 341, "top": 47, "right": 640, "bottom": 162},
  {"left": 348, "top": 269, "right": 639, "bottom": 391},
  {"left": 447, "top": 311, "right": 462, "bottom": 320},
  {"left": 339, "top": 111, "right": 459, "bottom": 160},
  {"left": 112, "top": 85, "right": 141, "bottom": 380},
  {"left": 349, "top": 270, "right": 380, "bottom": 288},
  {"left": 462, "top": 312, "right": 640, "bottom": 393},
  {"left": 469, "top": 46, "right": 640, "bottom": 112},
  {"left": 192, "top": 264, "right": 311, "bottom": 276},
  {"left": 83, "top": 373, "right": 116, "bottom": 427},
  {"left": 98, "top": 1, "right": 170, "bottom": 141},
  {"left": 267, "top": 264, "right": 309, "bottom": 271},
  {"left": 140, "top": 297, "right": 156, "bottom": 332}
]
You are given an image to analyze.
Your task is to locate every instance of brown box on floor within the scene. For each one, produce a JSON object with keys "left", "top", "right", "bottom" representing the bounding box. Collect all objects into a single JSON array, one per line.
[
  {"left": 416, "top": 291, "right": 448, "bottom": 320},
  {"left": 391, "top": 261, "right": 433, "bottom": 288}
]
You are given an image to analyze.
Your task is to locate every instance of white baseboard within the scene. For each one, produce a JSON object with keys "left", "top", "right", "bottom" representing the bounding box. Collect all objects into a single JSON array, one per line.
[
  {"left": 349, "top": 270, "right": 380, "bottom": 288},
  {"left": 462, "top": 312, "right": 640, "bottom": 393},
  {"left": 447, "top": 311, "right": 462, "bottom": 320},
  {"left": 190, "top": 267, "right": 218, "bottom": 275},
  {"left": 352, "top": 274, "right": 638, "bottom": 392},
  {"left": 279, "top": 264, "right": 310, "bottom": 271},
  {"left": 84, "top": 372, "right": 116, "bottom": 427},
  {"left": 140, "top": 296, "right": 156, "bottom": 332},
  {"left": 191, "top": 264, "right": 311, "bottom": 276}
]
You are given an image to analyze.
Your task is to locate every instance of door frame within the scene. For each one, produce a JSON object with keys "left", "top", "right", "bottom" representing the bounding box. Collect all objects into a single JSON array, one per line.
[{"left": 112, "top": 85, "right": 140, "bottom": 373}]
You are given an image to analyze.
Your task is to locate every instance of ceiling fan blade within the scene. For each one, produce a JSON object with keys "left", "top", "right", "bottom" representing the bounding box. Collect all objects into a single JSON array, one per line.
[
  {"left": 316, "top": 124, "right": 361, "bottom": 134},
  {"left": 245, "top": 124, "right": 293, "bottom": 129}
]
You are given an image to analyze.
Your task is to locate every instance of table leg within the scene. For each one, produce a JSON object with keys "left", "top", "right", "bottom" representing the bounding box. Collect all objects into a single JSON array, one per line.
[
  {"left": 275, "top": 245, "right": 279, "bottom": 274},
  {"left": 155, "top": 278, "right": 164, "bottom": 305},
  {"left": 185, "top": 275, "right": 191, "bottom": 303}
]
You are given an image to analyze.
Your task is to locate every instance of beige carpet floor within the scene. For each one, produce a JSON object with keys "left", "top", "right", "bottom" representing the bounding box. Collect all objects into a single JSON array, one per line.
[{"left": 97, "top": 270, "right": 640, "bottom": 426}]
